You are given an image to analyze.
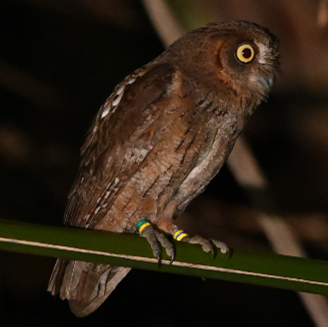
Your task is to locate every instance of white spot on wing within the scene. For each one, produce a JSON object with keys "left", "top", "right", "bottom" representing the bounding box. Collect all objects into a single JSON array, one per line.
[
  {"left": 100, "top": 85, "right": 124, "bottom": 119},
  {"left": 112, "top": 92, "right": 123, "bottom": 106},
  {"left": 127, "top": 77, "right": 136, "bottom": 85},
  {"left": 100, "top": 68, "right": 147, "bottom": 119},
  {"left": 116, "top": 85, "right": 125, "bottom": 95},
  {"left": 101, "top": 107, "right": 110, "bottom": 118}
]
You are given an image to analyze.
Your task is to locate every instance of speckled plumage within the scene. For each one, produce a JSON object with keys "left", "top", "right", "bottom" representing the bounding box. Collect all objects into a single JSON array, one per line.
[{"left": 48, "top": 21, "right": 279, "bottom": 317}]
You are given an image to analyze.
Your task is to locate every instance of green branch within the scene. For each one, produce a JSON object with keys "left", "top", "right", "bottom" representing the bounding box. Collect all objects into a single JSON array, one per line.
[{"left": 1, "top": 218, "right": 328, "bottom": 295}]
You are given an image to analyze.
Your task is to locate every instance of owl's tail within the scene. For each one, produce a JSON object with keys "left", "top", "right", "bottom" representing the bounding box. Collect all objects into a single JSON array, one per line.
[{"left": 48, "top": 258, "right": 131, "bottom": 317}]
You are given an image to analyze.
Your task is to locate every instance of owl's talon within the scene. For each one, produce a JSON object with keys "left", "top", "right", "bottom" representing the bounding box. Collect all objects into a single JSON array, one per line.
[
  {"left": 182, "top": 235, "right": 215, "bottom": 256},
  {"left": 137, "top": 220, "right": 175, "bottom": 264},
  {"left": 155, "top": 230, "right": 175, "bottom": 263},
  {"left": 174, "top": 230, "right": 229, "bottom": 257},
  {"left": 211, "top": 239, "right": 229, "bottom": 254},
  {"left": 139, "top": 225, "right": 161, "bottom": 263}
]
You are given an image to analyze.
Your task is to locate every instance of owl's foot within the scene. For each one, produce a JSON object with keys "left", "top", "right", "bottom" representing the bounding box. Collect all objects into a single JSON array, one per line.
[
  {"left": 173, "top": 229, "right": 229, "bottom": 256},
  {"left": 137, "top": 220, "right": 175, "bottom": 264}
]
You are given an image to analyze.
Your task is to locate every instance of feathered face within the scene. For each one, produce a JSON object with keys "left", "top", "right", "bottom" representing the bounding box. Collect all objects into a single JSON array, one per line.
[
  {"left": 218, "top": 30, "right": 278, "bottom": 95},
  {"left": 165, "top": 21, "right": 279, "bottom": 108}
]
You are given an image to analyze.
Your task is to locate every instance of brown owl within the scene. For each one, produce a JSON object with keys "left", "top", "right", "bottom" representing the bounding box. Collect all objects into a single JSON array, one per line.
[{"left": 48, "top": 21, "right": 279, "bottom": 317}]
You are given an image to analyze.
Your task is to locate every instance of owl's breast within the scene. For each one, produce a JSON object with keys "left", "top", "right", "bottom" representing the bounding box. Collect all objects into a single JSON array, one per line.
[{"left": 104, "top": 88, "right": 246, "bottom": 232}]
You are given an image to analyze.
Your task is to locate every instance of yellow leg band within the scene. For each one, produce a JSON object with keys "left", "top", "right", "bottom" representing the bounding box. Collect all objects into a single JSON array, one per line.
[
  {"left": 137, "top": 221, "right": 151, "bottom": 234},
  {"left": 173, "top": 230, "right": 189, "bottom": 241}
]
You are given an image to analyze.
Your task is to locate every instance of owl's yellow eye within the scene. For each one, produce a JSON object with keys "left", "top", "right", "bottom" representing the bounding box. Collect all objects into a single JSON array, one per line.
[{"left": 236, "top": 44, "right": 255, "bottom": 63}]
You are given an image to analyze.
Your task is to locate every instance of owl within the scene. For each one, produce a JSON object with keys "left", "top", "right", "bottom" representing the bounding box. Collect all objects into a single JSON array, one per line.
[{"left": 48, "top": 21, "right": 279, "bottom": 317}]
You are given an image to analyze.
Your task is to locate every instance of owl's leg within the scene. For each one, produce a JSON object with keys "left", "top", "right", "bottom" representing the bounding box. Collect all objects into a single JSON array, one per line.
[
  {"left": 158, "top": 206, "right": 229, "bottom": 256},
  {"left": 137, "top": 220, "right": 175, "bottom": 263}
]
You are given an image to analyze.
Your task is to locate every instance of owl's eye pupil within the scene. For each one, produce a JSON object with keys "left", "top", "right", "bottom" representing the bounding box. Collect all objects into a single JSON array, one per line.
[
  {"left": 236, "top": 44, "right": 255, "bottom": 64},
  {"left": 242, "top": 48, "right": 252, "bottom": 59}
]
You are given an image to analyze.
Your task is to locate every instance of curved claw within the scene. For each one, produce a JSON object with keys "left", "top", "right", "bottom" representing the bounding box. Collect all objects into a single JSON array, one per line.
[
  {"left": 138, "top": 222, "right": 175, "bottom": 265},
  {"left": 155, "top": 231, "right": 175, "bottom": 263},
  {"left": 140, "top": 225, "right": 162, "bottom": 265},
  {"left": 211, "top": 239, "right": 229, "bottom": 254}
]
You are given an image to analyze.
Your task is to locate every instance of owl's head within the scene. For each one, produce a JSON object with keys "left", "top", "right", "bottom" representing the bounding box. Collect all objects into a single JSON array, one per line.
[{"left": 166, "top": 21, "right": 279, "bottom": 108}]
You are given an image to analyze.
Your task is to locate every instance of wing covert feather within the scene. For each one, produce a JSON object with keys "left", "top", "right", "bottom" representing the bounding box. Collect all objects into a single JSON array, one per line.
[{"left": 65, "top": 63, "right": 179, "bottom": 228}]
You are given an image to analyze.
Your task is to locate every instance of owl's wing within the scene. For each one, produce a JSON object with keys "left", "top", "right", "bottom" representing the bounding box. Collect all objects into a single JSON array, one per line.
[{"left": 65, "top": 62, "right": 180, "bottom": 228}]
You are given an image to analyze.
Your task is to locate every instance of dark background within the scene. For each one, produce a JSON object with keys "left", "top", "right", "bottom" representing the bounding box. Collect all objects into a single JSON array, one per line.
[{"left": 1, "top": 0, "right": 328, "bottom": 326}]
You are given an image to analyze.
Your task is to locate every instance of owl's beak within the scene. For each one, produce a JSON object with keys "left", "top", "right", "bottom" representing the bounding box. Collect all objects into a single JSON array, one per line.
[{"left": 259, "top": 74, "right": 274, "bottom": 92}]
